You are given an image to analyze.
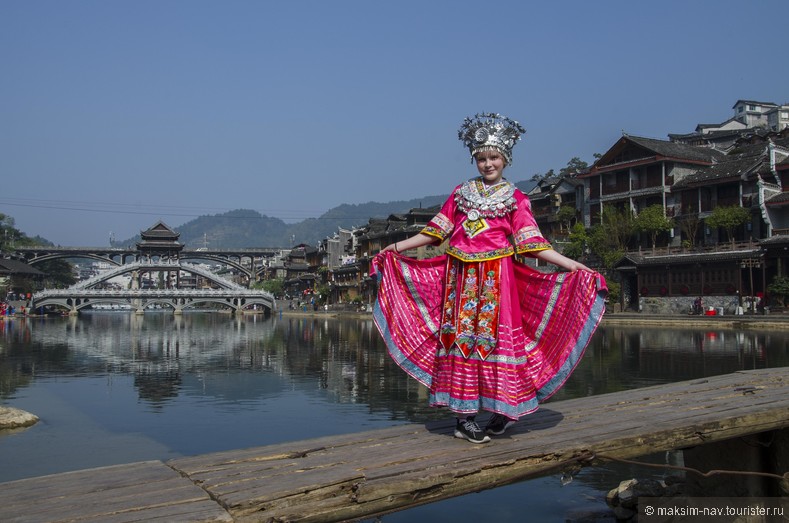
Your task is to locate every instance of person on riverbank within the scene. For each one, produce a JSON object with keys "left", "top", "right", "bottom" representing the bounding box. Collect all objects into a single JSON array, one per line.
[{"left": 371, "top": 112, "right": 607, "bottom": 443}]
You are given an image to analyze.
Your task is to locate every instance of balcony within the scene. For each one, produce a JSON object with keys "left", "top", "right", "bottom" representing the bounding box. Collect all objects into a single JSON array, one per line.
[{"left": 628, "top": 239, "right": 759, "bottom": 257}]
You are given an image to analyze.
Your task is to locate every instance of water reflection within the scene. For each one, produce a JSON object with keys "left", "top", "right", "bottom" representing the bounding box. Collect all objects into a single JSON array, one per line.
[
  {"left": 3, "top": 314, "right": 789, "bottom": 419},
  {"left": 0, "top": 313, "right": 434, "bottom": 420},
  {"left": 1, "top": 314, "right": 788, "bottom": 520},
  {"left": 551, "top": 325, "right": 789, "bottom": 401}
]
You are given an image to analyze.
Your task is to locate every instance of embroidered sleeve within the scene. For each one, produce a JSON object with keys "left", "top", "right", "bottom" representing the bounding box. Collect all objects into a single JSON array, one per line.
[
  {"left": 511, "top": 190, "right": 551, "bottom": 253},
  {"left": 421, "top": 191, "right": 457, "bottom": 241}
]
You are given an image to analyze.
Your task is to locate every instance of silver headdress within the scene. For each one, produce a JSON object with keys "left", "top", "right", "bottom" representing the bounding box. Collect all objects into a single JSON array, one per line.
[{"left": 458, "top": 112, "right": 526, "bottom": 165}]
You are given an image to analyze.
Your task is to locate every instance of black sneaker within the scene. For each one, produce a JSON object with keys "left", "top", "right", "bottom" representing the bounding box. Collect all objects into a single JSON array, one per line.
[
  {"left": 454, "top": 417, "right": 491, "bottom": 444},
  {"left": 485, "top": 414, "right": 516, "bottom": 435}
]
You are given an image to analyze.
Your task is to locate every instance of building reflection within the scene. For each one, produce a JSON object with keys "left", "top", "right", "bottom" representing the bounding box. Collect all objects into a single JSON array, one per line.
[{"left": 2, "top": 315, "right": 789, "bottom": 422}]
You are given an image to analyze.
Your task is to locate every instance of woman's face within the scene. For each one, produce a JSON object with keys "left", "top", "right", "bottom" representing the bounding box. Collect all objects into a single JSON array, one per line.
[{"left": 475, "top": 150, "right": 506, "bottom": 185}]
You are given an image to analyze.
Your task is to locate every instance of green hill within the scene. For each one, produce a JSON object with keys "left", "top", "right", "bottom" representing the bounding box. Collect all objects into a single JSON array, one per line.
[{"left": 118, "top": 180, "right": 536, "bottom": 249}]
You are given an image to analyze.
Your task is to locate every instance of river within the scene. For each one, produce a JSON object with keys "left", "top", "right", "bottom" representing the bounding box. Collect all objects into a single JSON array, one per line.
[{"left": 1, "top": 312, "right": 788, "bottom": 521}]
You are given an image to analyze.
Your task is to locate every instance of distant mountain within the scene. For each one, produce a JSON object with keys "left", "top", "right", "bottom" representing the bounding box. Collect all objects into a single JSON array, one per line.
[
  {"left": 118, "top": 180, "right": 536, "bottom": 249},
  {"left": 117, "top": 196, "right": 449, "bottom": 249}
]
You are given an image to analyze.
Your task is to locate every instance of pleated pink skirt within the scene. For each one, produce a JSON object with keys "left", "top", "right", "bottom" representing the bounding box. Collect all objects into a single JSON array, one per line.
[{"left": 372, "top": 252, "right": 606, "bottom": 419}]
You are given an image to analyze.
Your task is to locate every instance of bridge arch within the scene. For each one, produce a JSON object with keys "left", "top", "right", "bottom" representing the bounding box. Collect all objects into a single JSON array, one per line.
[
  {"left": 32, "top": 289, "right": 276, "bottom": 316},
  {"left": 178, "top": 254, "right": 253, "bottom": 280},
  {"left": 15, "top": 246, "right": 280, "bottom": 288}
]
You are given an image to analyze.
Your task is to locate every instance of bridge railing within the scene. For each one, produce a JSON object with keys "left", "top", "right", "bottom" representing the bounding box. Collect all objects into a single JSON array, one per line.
[
  {"left": 72, "top": 260, "right": 245, "bottom": 291},
  {"left": 36, "top": 288, "right": 274, "bottom": 299},
  {"left": 72, "top": 260, "right": 148, "bottom": 289}
]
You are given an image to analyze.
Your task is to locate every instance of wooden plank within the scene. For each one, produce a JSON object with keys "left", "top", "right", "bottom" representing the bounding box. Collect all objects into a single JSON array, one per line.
[
  {"left": 0, "top": 461, "right": 232, "bottom": 523},
  {"left": 167, "top": 369, "right": 789, "bottom": 522},
  {"left": 171, "top": 424, "right": 418, "bottom": 476}
]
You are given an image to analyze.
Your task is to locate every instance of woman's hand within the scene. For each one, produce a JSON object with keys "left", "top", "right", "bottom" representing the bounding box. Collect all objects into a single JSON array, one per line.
[
  {"left": 381, "top": 234, "right": 436, "bottom": 256},
  {"left": 566, "top": 260, "right": 592, "bottom": 272},
  {"left": 533, "top": 248, "right": 592, "bottom": 272}
]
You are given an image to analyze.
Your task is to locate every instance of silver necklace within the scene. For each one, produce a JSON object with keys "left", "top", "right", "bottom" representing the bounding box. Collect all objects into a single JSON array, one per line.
[{"left": 455, "top": 178, "right": 517, "bottom": 220}]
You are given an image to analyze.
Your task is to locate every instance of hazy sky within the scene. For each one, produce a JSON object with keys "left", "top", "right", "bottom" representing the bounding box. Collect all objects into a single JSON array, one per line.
[{"left": 2, "top": 0, "right": 788, "bottom": 247}]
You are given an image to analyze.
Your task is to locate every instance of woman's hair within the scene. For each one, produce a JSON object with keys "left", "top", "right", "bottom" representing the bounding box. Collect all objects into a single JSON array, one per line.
[{"left": 473, "top": 146, "right": 509, "bottom": 165}]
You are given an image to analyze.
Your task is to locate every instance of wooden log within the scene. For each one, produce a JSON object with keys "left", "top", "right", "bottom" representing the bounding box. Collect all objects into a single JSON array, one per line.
[
  {"left": 0, "top": 461, "right": 232, "bottom": 523},
  {"left": 165, "top": 368, "right": 789, "bottom": 523}
]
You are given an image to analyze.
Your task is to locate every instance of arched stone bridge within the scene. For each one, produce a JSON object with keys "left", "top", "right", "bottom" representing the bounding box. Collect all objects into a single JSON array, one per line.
[
  {"left": 14, "top": 246, "right": 282, "bottom": 283},
  {"left": 33, "top": 288, "right": 276, "bottom": 315},
  {"left": 27, "top": 259, "right": 276, "bottom": 316}
]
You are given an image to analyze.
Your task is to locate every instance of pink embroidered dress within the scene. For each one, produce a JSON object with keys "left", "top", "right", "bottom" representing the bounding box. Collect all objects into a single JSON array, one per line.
[{"left": 372, "top": 178, "right": 606, "bottom": 419}]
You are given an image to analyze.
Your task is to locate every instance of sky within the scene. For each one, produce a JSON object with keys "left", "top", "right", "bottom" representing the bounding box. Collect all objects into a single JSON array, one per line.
[{"left": 2, "top": 0, "right": 788, "bottom": 247}]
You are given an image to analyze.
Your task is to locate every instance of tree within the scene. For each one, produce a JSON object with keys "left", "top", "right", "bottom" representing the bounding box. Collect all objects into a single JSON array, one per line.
[
  {"left": 634, "top": 205, "right": 674, "bottom": 252},
  {"left": 676, "top": 208, "right": 701, "bottom": 249},
  {"left": 0, "top": 212, "right": 75, "bottom": 290},
  {"left": 0, "top": 213, "right": 16, "bottom": 253},
  {"left": 586, "top": 205, "right": 634, "bottom": 268},
  {"left": 559, "top": 157, "right": 589, "bottom": 177},
  {"left": 601, "top": 205, "right": 635, "bottom": 251},
  {"left": 705, "top": 205, "right": 750, "bottom": 246},
  {"left": 588, "top": 224, "right": 625, "bottom": 268},
  {"left": 530, "top": 168, "right": 555, "bottom": 182},
  {"left": 38, "top": 259, "right": 77, "bottom": 288},
  {"left": 556, "top": 205, "right": 577, "bottom": 233},
  {"left": 256, "top": 278, "right": 284, "bottom": 297},
  {"left": 767, "top": 275, "right": 789, "bottom": 307},
  {"left": 562, "top": 223, "right": 587, "bottom": 260}
]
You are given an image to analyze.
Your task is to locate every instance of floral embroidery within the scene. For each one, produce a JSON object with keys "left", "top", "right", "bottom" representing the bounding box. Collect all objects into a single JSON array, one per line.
[
  {"left": 513, "top": 225, "right": 541, "bottom": 244},
  {"left": 441, "top": 260, "right": 503, "bottom": 360},
  {"left": 431, "top": 212, "right": 453, "bottom": 232},
  {"left": 422, "top": 226, "right": 447, "bottom": 240},
  {"left": 455, "top": 265, "right": 479, "bottom": 358},
  {"left": 515, "top": 242, "right": 551, "bottom": 254},
  {"left": 439, "top": 261, "right": 458, "bottom": 352},
  {"left": 474, "top": 263, "right": 501, "bottom": 360},
  {"left": 447, "top": 245, "right": 513, "bottom": 262},
  {"left": 422, "top": 212, "right": 453, "bottom": 241}
]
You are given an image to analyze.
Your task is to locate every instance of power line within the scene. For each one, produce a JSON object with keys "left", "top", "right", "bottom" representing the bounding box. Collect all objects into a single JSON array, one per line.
[{"left": 0, "top": 197, "right": 382, "bottom": 222}]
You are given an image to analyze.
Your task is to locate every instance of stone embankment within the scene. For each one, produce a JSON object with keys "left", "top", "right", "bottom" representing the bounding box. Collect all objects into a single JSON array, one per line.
[
  {"left": 0, "top": 406, "right": 38, "bottom": 430},
  {"left": 281, "top": 307, "right": 789, "bottom": 330},
  {"left": 602, "top": 311, "right": 789, "bottom": 330}
]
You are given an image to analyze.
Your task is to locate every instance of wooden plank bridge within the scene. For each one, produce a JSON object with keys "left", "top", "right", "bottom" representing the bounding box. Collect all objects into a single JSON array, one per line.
[{"left": 1, "top": 367, "right": 788, "bottom": 522}]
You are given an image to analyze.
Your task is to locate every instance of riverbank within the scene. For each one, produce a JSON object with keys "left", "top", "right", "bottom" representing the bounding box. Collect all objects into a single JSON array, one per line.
[
  {"left": 601, "top": 310, "right": 789, "bottom": 329},
  {"left": 279, "top": 308, "right": 789, "bottom": 330}
]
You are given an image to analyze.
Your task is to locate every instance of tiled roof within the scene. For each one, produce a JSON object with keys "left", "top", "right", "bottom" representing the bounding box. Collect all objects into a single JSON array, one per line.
[
  {"left": 623, "top": 135, "right": 726, "bottom": 163},
  {"left": 591, "top": 135, "right": 725, "bottom": 174},
  {"left": 140, "top": 221, "right": 180, "bottom": 239},
  {"left": 673, "top": 158, "right": 762, "bottom": 188},
  {"left": 732, "top": 99, "right": 778, "bottom": 109},
  {"left": 766, "top": 192, "right": 789, "bottom": 206},
  {"left": 0, "top": 258, "right": 45, "bottom": 276},
  {"left": 760, "top": 234, "right": 789, "bottom": 246},
  {"left": 616, "top": 248, "right": 760, "bottom": 267},
  {"left": 672, "top": 139, "right": 789, "bottom": 189}
]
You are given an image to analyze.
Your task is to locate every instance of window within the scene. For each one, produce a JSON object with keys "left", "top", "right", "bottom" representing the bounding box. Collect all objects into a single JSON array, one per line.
[
  {"left": 781, "top": 111, "right": 789, "bottom": 119},
  {"left": 748, "top": 105, "right": 758, "bottom": 111},
  {"left": 738, "top": 106, "right": 744, "bottom": 113}
]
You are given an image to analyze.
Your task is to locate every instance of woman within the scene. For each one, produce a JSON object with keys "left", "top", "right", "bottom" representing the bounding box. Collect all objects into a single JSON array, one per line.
[{"left": 372, "top": 113, "right": 606, "bottom": 443}]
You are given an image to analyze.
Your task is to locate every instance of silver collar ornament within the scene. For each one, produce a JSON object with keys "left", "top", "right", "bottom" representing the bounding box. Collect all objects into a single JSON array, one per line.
[
  {"left": 455, "top": 179, "right": 517, "bottom": 221},
  {"left": 458, "top": 112, "right": 526, "bottom": 166}
]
